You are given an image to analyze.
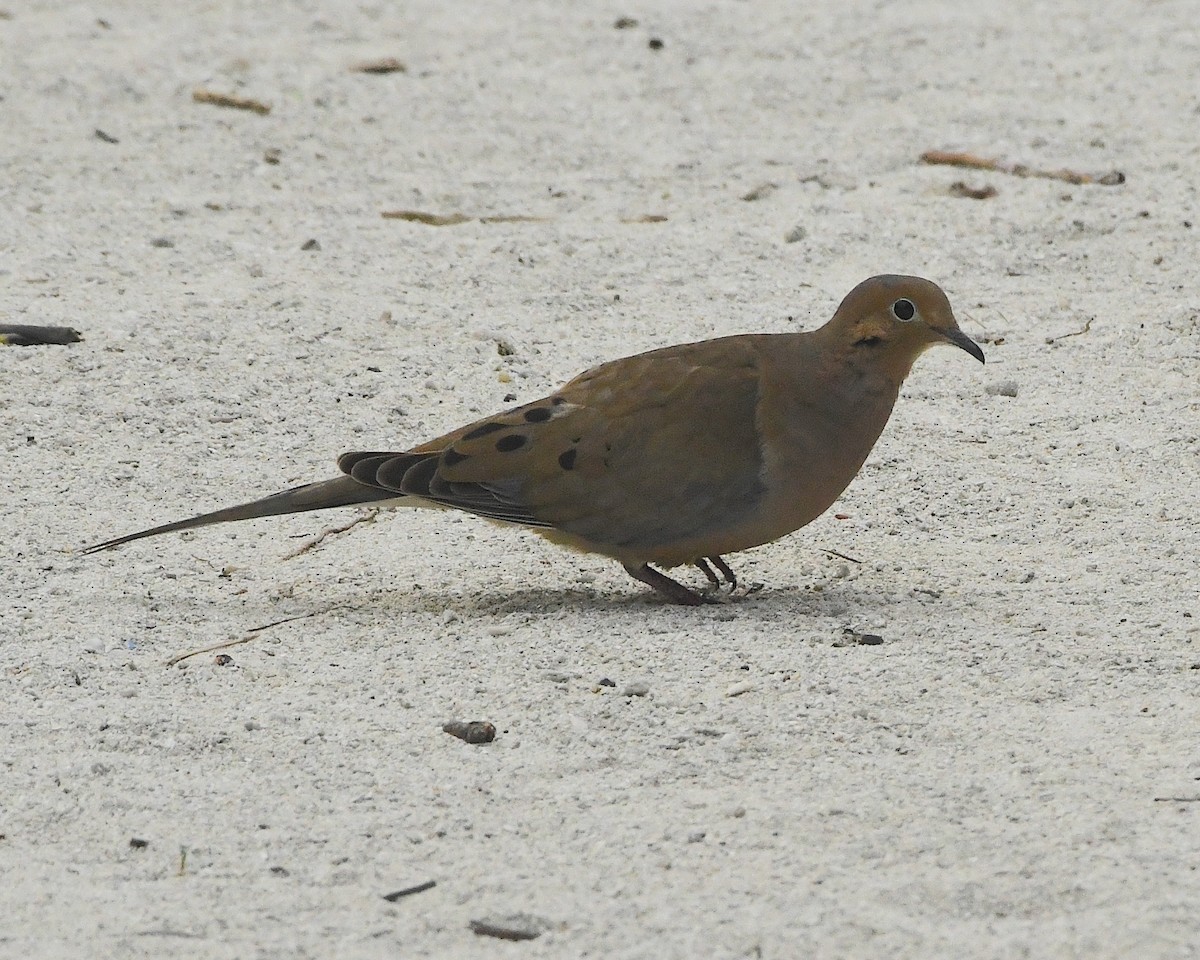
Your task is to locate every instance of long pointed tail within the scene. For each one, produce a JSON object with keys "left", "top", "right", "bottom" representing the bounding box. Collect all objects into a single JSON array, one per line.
[{"left": 83, "top": 475, "right": 400, "bottom": 554}]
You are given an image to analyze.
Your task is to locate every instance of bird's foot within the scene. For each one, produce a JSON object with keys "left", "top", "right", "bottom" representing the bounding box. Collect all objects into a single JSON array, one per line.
[
  {"left": 624, "top": 562, "right": 707, "bottom": 605},
  {"left": 695, "top": 556, "right": 734, "bottom": 589},
  {"left": 695, "top": 555, "right": 760, "bottom": 602},
  {"left": 701, "top": 557, "right": 765, "bottom": 602},
  {"left": 625, "top": 559, "right": 762, "bottom": 606},
  {"left": 699, "top": 581, "right": 765, "bottom": 604}
]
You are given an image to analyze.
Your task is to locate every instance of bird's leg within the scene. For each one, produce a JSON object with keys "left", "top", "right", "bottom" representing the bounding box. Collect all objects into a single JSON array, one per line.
[
  {"left": 623, "top": 562, "right": 706, "bottom": 606},
  {"left": 703, "top": 555, "right": 763, "bottom": 599},
  {"left": 694, "top": 558, "right": 722, "bottom": 589},
  {"left": 706, "top": 555, "right": 738, "bottom": 589},
  {"left": 694, "top": 556, "right": 738, "bottom": 597}
]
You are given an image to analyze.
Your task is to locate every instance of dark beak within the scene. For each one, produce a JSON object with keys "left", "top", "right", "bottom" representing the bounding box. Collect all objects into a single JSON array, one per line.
[{"left": 936, "top": 327, "right": 986, "bottom": 363}]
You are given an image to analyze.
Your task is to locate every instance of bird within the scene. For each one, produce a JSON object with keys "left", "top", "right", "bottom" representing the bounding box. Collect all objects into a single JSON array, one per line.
[{"left": 84, "top": 274, "right": 984, "bottom": 604}]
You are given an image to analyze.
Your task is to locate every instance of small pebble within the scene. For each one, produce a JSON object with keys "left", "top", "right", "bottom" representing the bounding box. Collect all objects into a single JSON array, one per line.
[
  {"left": 622, "top": 681, "right": 650, "bottom": 697},
  {"left": 725, "top": 680, "right": 755, "bottom": 698},
  {"left": 985, "top": 379, "right": 1018, "bottom": 397},
  {"left": 443, "top": 720, "right": 496, "bottom": 744},
  {"left": 741, "top": 182, "right": 778, "bottom": 202},
  {"left": 834, "top": 628, "right": 885, "bottom": 646}
]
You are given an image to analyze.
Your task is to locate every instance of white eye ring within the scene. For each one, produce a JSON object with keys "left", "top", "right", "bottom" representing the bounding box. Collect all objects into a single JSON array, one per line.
[{"left": 891, "top": 298, "right": 917, "bottom": 322}]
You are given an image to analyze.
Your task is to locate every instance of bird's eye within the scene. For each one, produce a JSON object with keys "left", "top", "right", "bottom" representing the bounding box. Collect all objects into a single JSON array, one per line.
[{"left": 891, "top": 298, "right": 917, "bottom": 322}]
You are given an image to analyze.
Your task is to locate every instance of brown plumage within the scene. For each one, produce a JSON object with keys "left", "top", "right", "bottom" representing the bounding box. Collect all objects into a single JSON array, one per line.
[{"left": 85, "top": 274, "right": 984, "bottom": 604}]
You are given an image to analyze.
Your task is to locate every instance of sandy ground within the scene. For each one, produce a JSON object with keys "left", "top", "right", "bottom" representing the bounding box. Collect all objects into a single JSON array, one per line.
[{"left": 3, "top": 1, "right": 1200, "bottom": 957}]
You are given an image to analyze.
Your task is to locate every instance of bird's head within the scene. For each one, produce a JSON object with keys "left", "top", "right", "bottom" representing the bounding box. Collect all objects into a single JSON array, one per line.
[{"left": 832, "top": 275, "right": 985, "bottom": 378}]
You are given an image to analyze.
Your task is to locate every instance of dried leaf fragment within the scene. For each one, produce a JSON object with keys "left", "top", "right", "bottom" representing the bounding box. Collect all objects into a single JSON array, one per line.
[
  {"left": 0, "top": 324, "right": 82, "bottom": 346},
  {"left": 352, "top": 57, "right": 407, "bottom": 74}
]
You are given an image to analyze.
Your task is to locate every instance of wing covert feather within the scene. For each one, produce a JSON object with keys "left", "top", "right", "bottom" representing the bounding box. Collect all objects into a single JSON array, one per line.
[{"left": 337, "top": 335, "right": 770, "bottom": 550}]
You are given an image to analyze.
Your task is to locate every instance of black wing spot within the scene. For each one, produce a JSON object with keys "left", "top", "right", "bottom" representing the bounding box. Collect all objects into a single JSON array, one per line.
[
  {"left": 442, "top": 448, "right": 470, "bottom": 468},
  {"left": 558, "top": 449, "right": 577, "bottom": 471},
  {"left": 523, "top": 407, "right": 552, "bottom": 423},
  {"left": 496, "top": 434, "right": 527, "bottom": 453},
  {"left": 462, "top": 421, "right": 507, "bottom": 441}
]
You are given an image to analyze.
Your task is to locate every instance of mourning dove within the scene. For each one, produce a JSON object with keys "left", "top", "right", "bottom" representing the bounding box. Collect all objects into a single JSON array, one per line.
[{"left": 85, "top": 274, "right": 984, "bottom": 604}]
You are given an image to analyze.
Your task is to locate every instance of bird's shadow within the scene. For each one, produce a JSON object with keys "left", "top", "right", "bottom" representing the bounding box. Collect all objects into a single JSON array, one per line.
[{"left": 315, "top": 575, "right": 900, "bottom": 624}]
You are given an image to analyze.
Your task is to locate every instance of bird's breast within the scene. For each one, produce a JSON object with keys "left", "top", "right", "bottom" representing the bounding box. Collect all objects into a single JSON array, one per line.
[{"left": 756, "top": 371, "right": 900, "bottom": 536}]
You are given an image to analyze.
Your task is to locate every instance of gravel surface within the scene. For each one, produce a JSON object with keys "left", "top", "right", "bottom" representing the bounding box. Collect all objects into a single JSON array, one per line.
[{"left": 4, "top": 1, "right": 1199, "bottom": 957}]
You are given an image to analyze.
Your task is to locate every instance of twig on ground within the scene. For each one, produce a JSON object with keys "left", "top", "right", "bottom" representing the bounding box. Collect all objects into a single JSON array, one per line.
[
  {"left": 165, "top": 635, "right": 256, "bottom": 668},
  {"left": 165, "top": 606, "right": 346, "bottom": 666},
  {"left": 381, "top": 210, "right": 547, "bottom": 225},
  {"left": 1045, "top": 317, "right": 1093, "bottom": 344},
  {"left": 382, "top": 880, "right": 437, "bottom": 902},
  {"left": 192, "top": 88, "right": 271, "bottom": 115},
  {"left": 282, "top": 510, "right": 379, "bottom": 559},
  {"left": 920, "top": 150, "right": 1124, "bottom": 186}
]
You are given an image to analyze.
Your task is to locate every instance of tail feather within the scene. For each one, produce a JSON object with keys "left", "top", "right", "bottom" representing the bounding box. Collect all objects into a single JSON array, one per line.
[{"left": 83, "top": 475, "right": 400, "bottom": 554}]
